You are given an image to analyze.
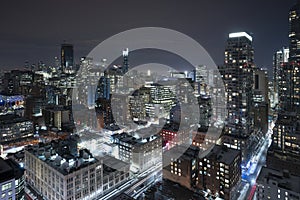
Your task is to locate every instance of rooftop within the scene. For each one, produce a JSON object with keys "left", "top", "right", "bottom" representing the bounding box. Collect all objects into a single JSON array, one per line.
[
  {"left": 102, "top": 155, "right": 129, "bottom": 176},
  {"left": 205, "top": 145, "right": 240, "bottom": 165},
  {"left": 229, "top": 32, "right": 252, "bottom": 41},
  {"left": 257, "top": 167, "right": 300, "bottom": 193},
  {"left": 0, "top": 157, "right": 24, "bottom": 183},
  {"left": 112, "top": 132, "right": 160, "bottom": 147},
  {"left": 25, "top": 136, "right": 99, "bottom": 176}
]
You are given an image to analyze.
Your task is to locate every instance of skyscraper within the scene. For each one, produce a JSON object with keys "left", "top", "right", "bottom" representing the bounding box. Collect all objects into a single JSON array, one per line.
[
  {"left": 221, "top": 32, "right": 255, "bottom": 164},
  {"left": 61, "top": 44, "right": 74, "bottom": 73},
  {"left": 273, "top": 47, "right": 289, "bottom": 108},
  {"left": 267, "top": 0, "right": 300, "bottom": 176},
  {"left": 289, "top": 0, "right": 300, "bottom": 61},
  {"left": 97, "top": 75, "right": 111, "bottom": 100},
  {"left": 223, "top": 32, "right": 254, "bottom": 137},
  {"left": 283, "top": 0, "right": 300, "bottom": 112},
  {"left": 122, "top": 48, "right": 129, "bottom": 74}
]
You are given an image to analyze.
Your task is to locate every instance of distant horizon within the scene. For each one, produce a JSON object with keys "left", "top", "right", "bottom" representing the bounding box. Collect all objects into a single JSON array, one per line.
[{"left": 0, "top": 0, "right": 297, "bottom": 72}]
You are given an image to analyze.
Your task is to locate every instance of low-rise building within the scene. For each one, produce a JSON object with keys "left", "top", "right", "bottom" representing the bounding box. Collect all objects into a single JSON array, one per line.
[
  {"left": 25, "top": 137, "right": 130, "bottom": 200},
  {"left": 256, "top": 167, "right": 300, "bottom": 200},
  {"left": 112, "top": 132, "right": 162, "bottom": 172},
  {"left": 198, "top": 145, "right": 241, "bottom": 200},
  {"left": 163, "top": 145, "right": 200, "bottom": 190}
]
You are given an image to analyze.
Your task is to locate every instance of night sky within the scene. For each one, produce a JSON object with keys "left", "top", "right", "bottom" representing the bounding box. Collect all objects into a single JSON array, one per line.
[{"left": 0, "top": 0, "right": 296, "bottom": 71}]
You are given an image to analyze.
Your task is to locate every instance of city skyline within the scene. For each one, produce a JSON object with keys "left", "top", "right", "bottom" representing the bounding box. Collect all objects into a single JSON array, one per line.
[{"left": 0, "top": 1, "right": 300, "bottom": 200}]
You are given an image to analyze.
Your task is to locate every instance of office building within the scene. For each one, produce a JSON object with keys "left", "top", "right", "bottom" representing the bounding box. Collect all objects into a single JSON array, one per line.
[
  {"left": 289, "top": 0, "right": 300, "bottom": 62},
  {"left": 128, "top": 87, "right": 150, "bottom": 123},
  {"left": 95, "top": 98, "right": 114, "bottom": 129},
  {"left": 191, "top": 128, "right": 219, "bottom": 151},
  {"left": 273, "top": 47, "right": 289, "bottom": 107},
  {"left": 146, "top": 83, "right": 176, "bottom": 119},
  {"left": 112, "top": 132, "right": 162, "bottom": 172},
  {"left": 0, "top": 114, "right": 33, "bottom": 145}
]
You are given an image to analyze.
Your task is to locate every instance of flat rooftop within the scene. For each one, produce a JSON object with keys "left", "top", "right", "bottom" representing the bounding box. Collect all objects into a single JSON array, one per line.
[
  {"left": 102, "top": 155, "right": 129, "bottom": 176},
  {"left": 205, "top": 145, "right": 240, "bottom": 165},
  {"left": 25, "top": 137, "right": 99, "bottom": 176},
  {"left": 257, "top": 167, "right": 300, "bottom": 193}
]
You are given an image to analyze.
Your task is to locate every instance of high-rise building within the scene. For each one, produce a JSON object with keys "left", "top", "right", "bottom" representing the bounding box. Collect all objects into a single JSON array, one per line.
[
  {"left": 122, "top": 48, "right": 129, "bottom": 74},
  {"left": 289, "top": 0, "right": 300, "bottom": 61},
  {"left": 265, "top": 0, "right": 300, "bottom": 178},
  {"left": 221, "top": 32, "right": 255, "bottom": 164},
  {"left": 273, "top": 47, "right": 289, "bottom": 107},
  {"left": 253, "top": 68, "right": 269, "bottom": 135},
  {"left": 61, "top": 44, "right": 74, "bottom": 73},
  {"left": 128, "top": 87, "right": 150, "bottom": 122},
  {"left": 223, "top": 32, "right": 254, "bottom": 137},
  {"left": 96, "top": 75, "right": 111, "bottom": 100},
  {"left": 282, "top": 0, "right": 300, "bottom": 112}
]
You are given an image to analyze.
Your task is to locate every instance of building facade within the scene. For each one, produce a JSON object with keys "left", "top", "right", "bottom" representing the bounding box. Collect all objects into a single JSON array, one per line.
[{"left": 0, "top": 158, "right": 25, "bottom": 200}]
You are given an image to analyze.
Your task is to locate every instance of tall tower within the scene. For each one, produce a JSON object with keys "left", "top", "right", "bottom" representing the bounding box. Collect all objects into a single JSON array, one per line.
[
  {"left": 267, "top": 0, "right": 300, "bottom": 176},
  {"left": 224, "top": 32, "right": 254, "bottom": 137},
  {"left": 273, "top": 47, "right": 289, "bottom": 108},
  {"left": 61, "top": 44, "right": 74, "bottom": 73},
  {"left": 285, "top": 0, "right": 300, "bottom": 112},
  {"left": 122, "top": 48, "right": 129, "bottom": 74},
  {"left": 289, "top": 0, "right": 300, "bottom": 61}
]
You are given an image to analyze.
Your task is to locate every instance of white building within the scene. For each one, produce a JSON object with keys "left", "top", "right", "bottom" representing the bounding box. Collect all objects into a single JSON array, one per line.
[{"left": 25, "top": 139, "right": 130, "bottom": 200}]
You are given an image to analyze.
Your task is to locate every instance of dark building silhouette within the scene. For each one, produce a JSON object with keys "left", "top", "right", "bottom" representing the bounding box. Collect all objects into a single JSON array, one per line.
[
  {"left": 0, "top": 158, "right": 25, "bottom": 200},
  {"left": 61, "top": 44, "right": 74, "bottom": 73}
]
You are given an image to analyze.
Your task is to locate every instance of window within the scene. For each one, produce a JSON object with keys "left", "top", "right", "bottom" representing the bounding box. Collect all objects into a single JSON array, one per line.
[{"left": 2, "top": 182, "right": 12, "bottom": 191}]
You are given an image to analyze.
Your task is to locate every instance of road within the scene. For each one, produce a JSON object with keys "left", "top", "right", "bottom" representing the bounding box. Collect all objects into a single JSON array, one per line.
[
  {"left": 98, "top": 162, "right": 162, "bottom": 200},
  {"left": 237, "top": 121, "right": 274, "bottom": 200}
]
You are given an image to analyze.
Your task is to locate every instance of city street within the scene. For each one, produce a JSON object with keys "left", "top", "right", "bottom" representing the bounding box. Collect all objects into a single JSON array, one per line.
[{"left": 237, "top": 121, "right": 274, "bottom": 200}]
